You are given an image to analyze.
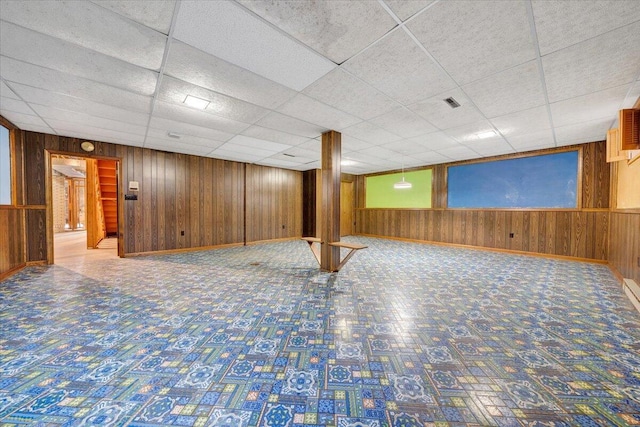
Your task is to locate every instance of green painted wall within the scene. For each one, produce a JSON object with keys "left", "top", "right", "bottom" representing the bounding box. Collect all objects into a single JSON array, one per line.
[{"left": 366, "top": 169, "right": 432, "bottom": 208}]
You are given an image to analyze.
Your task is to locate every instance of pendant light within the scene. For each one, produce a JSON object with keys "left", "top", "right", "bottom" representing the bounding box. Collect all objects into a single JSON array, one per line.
[{"left": 394, "top": 161, "right": 412, "bottom": 189}]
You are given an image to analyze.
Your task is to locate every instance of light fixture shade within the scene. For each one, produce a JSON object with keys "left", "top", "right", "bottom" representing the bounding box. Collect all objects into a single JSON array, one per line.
[
  {"left": 184, "top": 95, "right": 210, "bottom": 110},
  {"left": 80, "top": 141, "right": 95, "bottom": 152},
  {"left": 394, "top": 177, "right": 412, "bottom": 189}
]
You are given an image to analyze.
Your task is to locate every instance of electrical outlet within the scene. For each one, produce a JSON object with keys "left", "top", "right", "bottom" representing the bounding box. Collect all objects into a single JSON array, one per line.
[
  {"left": 282, "top": 225, "right": 285, "bottom": 229},
  {"left": 509, "top": 233, "right": 514, "bottom": 238},
  {"left": 180, "top": 230, "right": 185, "bottom": 236}
]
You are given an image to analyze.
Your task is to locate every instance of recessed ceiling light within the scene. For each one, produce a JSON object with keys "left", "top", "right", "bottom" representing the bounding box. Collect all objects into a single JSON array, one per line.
[
  {"left": 183, "top": 95, "right": 210, "bottom": 110},
  {"left": 341, "top": 160, "right": 355, "bottom": 166},
  {"left": 476, "top": 130, "right": 497, "bottom": 139}
]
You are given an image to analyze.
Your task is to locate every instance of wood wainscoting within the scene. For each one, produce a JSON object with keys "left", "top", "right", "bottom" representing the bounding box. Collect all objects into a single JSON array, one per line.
[{"left": 356, "top": 209, "right": 609, "bottom": 261}]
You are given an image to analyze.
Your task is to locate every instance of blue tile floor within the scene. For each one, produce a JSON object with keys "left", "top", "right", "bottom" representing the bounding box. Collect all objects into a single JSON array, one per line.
[{"left": 1, "top": 237, "right": 639, "bottom": 426}]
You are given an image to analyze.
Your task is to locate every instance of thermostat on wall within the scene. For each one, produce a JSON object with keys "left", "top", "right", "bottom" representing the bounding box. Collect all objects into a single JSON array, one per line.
[{"left": 129, "top": 181, "right": 139, "bottom": 191}]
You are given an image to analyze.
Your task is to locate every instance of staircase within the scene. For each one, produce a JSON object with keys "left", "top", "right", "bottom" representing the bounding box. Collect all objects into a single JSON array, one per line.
[{"left": 97, "top": 160, "right": 118, "bottom": 236}]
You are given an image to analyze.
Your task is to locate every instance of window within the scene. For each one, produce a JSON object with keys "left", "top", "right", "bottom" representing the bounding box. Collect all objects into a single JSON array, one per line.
[{"left": 0, "top": 124, "right": 11, "bottom": 205}]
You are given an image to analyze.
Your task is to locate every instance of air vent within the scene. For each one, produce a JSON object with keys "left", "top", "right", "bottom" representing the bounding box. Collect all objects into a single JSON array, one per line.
[
  {"left": 444, "top": 97, "right": 460, "bottom": 108},
  {"left": 619, "top": 109, "right": 639, "bottom": 150},
  {"left": 167, "top": 132, "right": 182, "bottom": 139},
  {"left": 283, "top": 153, "right": 295, "bottom": 157}
]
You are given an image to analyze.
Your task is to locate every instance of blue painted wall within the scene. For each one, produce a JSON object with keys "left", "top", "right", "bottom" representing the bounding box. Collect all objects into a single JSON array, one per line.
[{"left": 447, "top": 151, "right": 579, "bottom": 208}]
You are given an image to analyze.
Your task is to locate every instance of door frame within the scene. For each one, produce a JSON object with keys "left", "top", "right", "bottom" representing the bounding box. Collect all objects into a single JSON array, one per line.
[{"left": 46, "top": 149, "right": 124, "bottom": 263}]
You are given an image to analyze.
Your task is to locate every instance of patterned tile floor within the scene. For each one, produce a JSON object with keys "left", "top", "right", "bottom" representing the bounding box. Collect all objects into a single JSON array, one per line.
[{"left": 1, "top": 237, "right": 639, "bottom": 426}]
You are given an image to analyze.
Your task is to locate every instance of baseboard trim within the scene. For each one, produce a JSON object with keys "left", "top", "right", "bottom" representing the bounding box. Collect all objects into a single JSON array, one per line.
[
  {"left": 0, "top": 263, "right": 26, "bottom": 281},
  {"left": 125, "top": 242, "right": 244, "bottom": 257},
  {"left": 246, "top": 237, "right": 300, "bottom": 246},
  {"left": 354, "top": 233, "right": 608, "bottom": 264},
  {"left": 608, "top": 263, "right": 625, "bottom": 284},
  {"left": 623, "top": 278, "right": 640, "bottom": 313}
]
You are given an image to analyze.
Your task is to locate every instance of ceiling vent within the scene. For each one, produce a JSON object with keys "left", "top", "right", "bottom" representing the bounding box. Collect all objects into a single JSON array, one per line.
[
  {"left": 619, "top": 109, "right": 639, "bottom": 150},
  {"left": 444, "top": 97, "right": 460, "bottom": 109},
  {"left": 283, "top": 153, "right": 295, "bottom": 157},
  {"left": 167, "top": 132, "right": 182, "bottom": 139}
]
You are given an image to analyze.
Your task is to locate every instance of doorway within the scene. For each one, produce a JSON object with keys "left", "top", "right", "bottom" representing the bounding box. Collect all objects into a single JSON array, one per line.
[{"left": 49, "top": 153, "right": 121, "bottom": 264}]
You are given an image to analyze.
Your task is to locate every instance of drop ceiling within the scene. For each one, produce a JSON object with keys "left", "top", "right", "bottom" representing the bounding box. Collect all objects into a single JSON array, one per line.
[{"left": 1, "top": 0, "right": 639, "bottom": 174}]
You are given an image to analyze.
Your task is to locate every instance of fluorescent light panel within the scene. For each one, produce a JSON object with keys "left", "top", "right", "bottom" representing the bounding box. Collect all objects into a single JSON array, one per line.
[{"left": 183, "top": 95, "right": 210, "bottom": 110}]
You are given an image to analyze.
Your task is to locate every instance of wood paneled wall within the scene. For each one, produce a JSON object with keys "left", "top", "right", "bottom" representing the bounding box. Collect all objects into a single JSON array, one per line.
[
  {"left": 357, "top": 209, "right": 608, "bottom": 260},
  {"left": 0, "top": 208, "right": 24, "bottom": 277},
  {"left": 13, "top": 131, "right": 302, "bottom": 264},
  {"left": 246, "top": 164, "right": 302, "bottom": 242},
  {"left": 302, "top": 170, "right": 317, "bottom": 237},
  {"left": 609, "top": 212, "right": 640, "bottom": 283},
  {"left": 355, "top": 142, "right": 611, "bottom": 261}
]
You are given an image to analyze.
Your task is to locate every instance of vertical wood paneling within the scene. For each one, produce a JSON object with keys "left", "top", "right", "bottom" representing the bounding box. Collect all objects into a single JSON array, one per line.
[
  {"left": 609, "top": 212, "right": 640, "bottom": 283},
  {"left": 245, "top": 164, "right": 302, "bottom": 243},
  {"left": 26, "top": 209, "right": 46, "bottom": 261},
  {"left": 0, "top": 208, "right": 25, "bottom": 275}
]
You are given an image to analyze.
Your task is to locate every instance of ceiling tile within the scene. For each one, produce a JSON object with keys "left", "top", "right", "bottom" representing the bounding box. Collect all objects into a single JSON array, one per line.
[
  {"left": 0, "top": 110, "right": 48, "bottom": 127},
  {"left": 1, "top": 0, "right": 167, "bottom": 70},
  {"left": 368, "top": 107, "right": 437, "bottom": 138},
  {"left": 532, "top": 0, "right": 640, "bottom": 55},
  {"left": 277, "top": 94, "right": 362, "bottom": 130},
  {"left": 341, "top": 135, "right": 375, "bottom": 153},
  {"left": 410, "top": 150, "right": 452, "bottom": 165},
  {"left": 378, "top": 139, "right": 430, "bottom": 155},
  {"left": 9, "top": 123, "right": 55, "bottom": 134},
  {"left": 149, "top": 116, "right": 234, "bottom": 142},
  {"left": 153, "top": 101, "right": 250, "bottom": 134},
  {"left": 146, "top": 128, "right": 225, "bottom": 150},
  {"left": 173, "top": 0, "right": 335, "bottom": 91},
  {"left": 383, "top": 0, "right": 435, "bottom": 21},
  {"left": 406, "top": 131, "right": 459, "bottom": 151},
  {"left": 31, "top": 104, "right": 148, "bottom": 136},
  {"left": 213, "top": 141, "right": 276, "bottom": 158},
  {"left": 254, "top": 112, "right": 324, "bottom": 138},
  {"left": 237, "top": 0, "right": 397, "bottom": 64},
  {"left": 362, "top": 145, "right": 403, "bottom": 160},
  {"left": 436, "top": 146, "right": 480, "bottom": 162},
  {"left": 0, "top": 81, "right": 18, "bottom": 99},
  {"left": 340, "top": 121, "right": 402, "bottom": 145},
  {"left": 550, "top": 84, "right": 632, "bottom": 127},
  {"left": 240, "top": 125, "right": 309, "bottom": 147},
  {"left": 226, "top": 135, "right": 291, "bottom": 153},
  {"left": 490, "top": 105, "right": 551, "bottom": 137},
  {"left": 157, "top": 76, "right": 269, "bottom": 124},
  {"left": 8, "top": 83, "right": 150, "bottom": 126},
  {"left": 145, "top": 140, "right": 215, "bottom": 156},
  {"left": 463, "top": 60, "right": 546, "bottom": 118},
  {"left": 281, "top": 146, "right": 320, "bottom": 161},
  {"left": 554, "top": 117, "right": 610, "bottom": 146},
  {"left": 408, "top": 88, "right": 486, "bottom": 130},
  {"left": 1, "top": 57, "right": 153, "bottom": 113},
  {"left": 303, "top": 68, "right": 398, "bottom": 120},
  {"left": 0, "top": 23, "right": 158, "bottom": 95},
  {"left": 47, "top": 120, "right": 145, "bottom": 145},
  {"left": 210, "top": 147, "right": 266, "bottom": 163},
  {"left": 0, "top": 97, "right": 35, "bottom": 115},
  {"left": 257, "top": 157, "right": 305, "bottom": 169},
  {"left": 463, "top": 137, "right": 515, "bottom": 157},
  {"left": 408, "top": 0, "right": 535, "bottom": 84},
  {"left": 621, "top": 80, "right": 640, "bottom": 109},
  {"left": 443, "top": 120, "right": 497, "bottom": 143},
  {"left": 343, "top": 29, "right": 456, "bottom": 105},
  {"left": 165, "top": 42, "right": 297, "bottom": 109},
  {"left": 506, "top": 129, "right": 555, "bottom": 151},
  {"left": 91, "top": 0, "right": 176, "bottom": 34},
  {"left": 542, "top": 23, "right": 640, "bottom": 103}
]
